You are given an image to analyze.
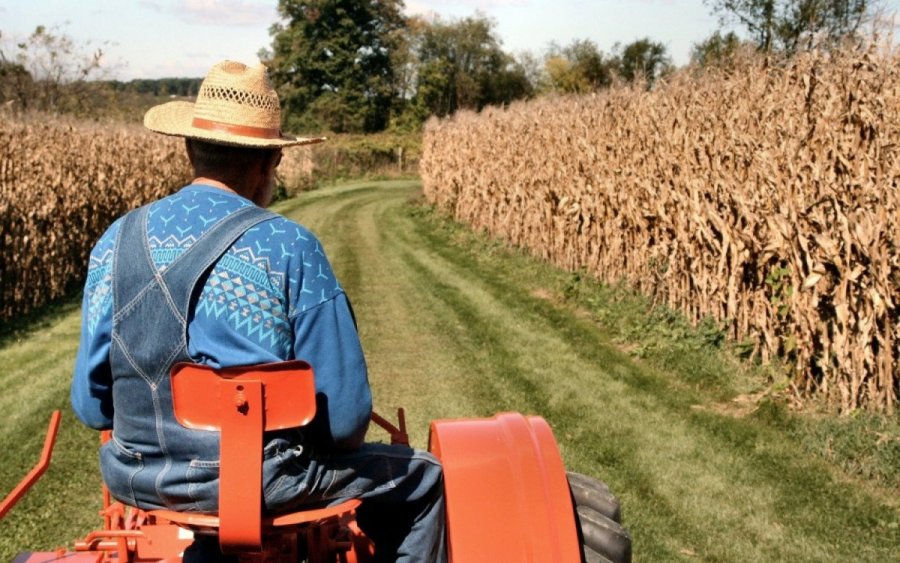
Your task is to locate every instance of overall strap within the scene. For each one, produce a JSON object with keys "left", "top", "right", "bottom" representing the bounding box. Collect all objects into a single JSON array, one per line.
[
  {"left": 161, "top": 205, "right": 277, "bottom": 317},
  {"left": 113, "top": 203, "right": 277, "bottom": 321},
  {"left": 113, "top": 205, "right": 158, "bottom": 313}
]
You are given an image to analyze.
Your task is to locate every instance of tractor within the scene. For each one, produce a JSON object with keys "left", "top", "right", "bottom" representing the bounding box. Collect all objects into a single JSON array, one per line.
[{"left": 1, "top": 361, "right": 631, "bottom": 562}]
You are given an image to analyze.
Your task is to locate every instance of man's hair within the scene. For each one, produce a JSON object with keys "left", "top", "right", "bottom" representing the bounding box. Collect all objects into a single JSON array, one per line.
[{"left": 187, "top": 138, "right": 278, "bottom": 176}]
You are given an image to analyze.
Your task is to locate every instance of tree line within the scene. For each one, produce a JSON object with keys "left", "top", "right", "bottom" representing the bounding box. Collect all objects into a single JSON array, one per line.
[
  {"left": 0, "top": 26, "right": 204, "bottom": 118},
  {"left": 265, "top": 0, "right": 884, "bottom": 133},
  {"left": 0, "top": 1, "right": 885, "bottom": 130},
  {"left": 265, "top": 0, "right": 676, "bottom": 133}
]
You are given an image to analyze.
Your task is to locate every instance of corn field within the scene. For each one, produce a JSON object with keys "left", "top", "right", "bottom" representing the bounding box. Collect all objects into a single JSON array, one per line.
[
  {"left": 0, "top": 114, "right": 191, "bottom": 321},
  {"left": 421, "top": 46, "right": 900, "bottom": 413}
]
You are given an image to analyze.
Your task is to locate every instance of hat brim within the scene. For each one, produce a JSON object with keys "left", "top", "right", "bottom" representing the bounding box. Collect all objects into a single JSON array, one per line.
[{"left": 144, "top": 101, "right": 325, "bottom": 148}]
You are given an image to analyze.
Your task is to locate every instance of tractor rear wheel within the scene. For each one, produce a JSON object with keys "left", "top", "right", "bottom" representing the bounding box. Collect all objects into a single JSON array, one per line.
[{"left": 567, "top": 472, "right": 632, "bottom": 563}]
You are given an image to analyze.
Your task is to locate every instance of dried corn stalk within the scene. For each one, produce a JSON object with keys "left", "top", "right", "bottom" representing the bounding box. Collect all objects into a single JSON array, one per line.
[
  {"left": 0, "top": 113, "right": 191, "bottom": 323},
  {"left": 421, "top": 45, "right": 900, "bottom": 413}
]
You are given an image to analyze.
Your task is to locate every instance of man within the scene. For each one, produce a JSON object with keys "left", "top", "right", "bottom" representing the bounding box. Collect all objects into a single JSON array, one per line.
[{"left": 70, "top": 60, "right": 445, "bottom": 563}]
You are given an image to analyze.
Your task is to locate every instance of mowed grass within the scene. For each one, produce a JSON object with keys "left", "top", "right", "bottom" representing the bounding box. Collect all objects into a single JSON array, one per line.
[
  {"left": 1, "top": 180, "right": 898, "bottom": 561},
  {"left": 0, "top": 300, "right": 104, "bottom": 558}
]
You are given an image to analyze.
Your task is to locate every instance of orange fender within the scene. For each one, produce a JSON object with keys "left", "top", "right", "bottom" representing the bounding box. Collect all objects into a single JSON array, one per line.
[{"left": 429, "top": 413, "right": 580, "bottom": 562}]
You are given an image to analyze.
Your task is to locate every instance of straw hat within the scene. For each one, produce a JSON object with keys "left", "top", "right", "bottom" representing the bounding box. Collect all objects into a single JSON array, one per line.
[{"left": 144, "top": 60, "right": 324, "bottom": 148}]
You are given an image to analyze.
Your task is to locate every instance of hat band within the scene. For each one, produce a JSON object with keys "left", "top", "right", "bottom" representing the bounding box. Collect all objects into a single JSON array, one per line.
[{"left": 191, "top": 117, "right": 282, "bottom": 140}]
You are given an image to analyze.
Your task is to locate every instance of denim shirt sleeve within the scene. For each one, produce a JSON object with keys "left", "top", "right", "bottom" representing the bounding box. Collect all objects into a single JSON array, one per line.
[{"left": 291, "top": 293, "right": 372, "bottom": 450}]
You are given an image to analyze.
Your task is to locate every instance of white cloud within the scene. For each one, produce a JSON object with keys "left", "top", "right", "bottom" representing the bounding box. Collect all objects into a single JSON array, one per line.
[
  {"left": 139, "top": 0, "right": 277, "bottom": 28},
  {"left": 406, "top": 0, "right": 527, "bottom": 13},
  {"left": 182, "top": 0, "right": 277, "bottom": 26},
  {"left": 139, "top": 0, "right": 166, "bottom": 12},
  {"left": 404, "top": 0, "right": 528, "bottom": 20}
]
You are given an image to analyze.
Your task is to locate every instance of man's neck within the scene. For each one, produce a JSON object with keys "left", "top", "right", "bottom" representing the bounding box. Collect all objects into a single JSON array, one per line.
[
  {"left": 190, "top": 175, "right": 265, "bottom": 207},
  {"left": 191, "top": 177, "right": 239, "bottom": 194}
]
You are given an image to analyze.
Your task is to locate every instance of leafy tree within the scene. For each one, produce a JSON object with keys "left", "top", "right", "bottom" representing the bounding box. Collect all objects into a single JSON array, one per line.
[
  {"left": 562, "top": 39, "right": 613, "bottom": 89},
  {"left": 542, "top": 39, "right": 614, "bottom": 94},
  {"left": 691, "top": 30, "right": 747, "bottom": 66},
  {"left": 0, "top": 46, "right": 34, "bottom": 110},
  {"left": 705, "top": 0, "right": 881, "bottom": 54},
  {"left": 117, "top": 78, "right": 202, "bottom": 97},
  {"left": 543, "top": 55, "right": 589, "bottom": 93},
  {"left": 388, "top": 14, "right": 428, "bottom": 103},
  {"left": 267, "top": 0, "right": 406, "bottom": 133},
  {"left": 615, "top": 38, "right": 672, "bottom": 85},
  {"left": 405, "top": 14, "right": 532, "bottom": 120},
  {"left": 512, "top": 50, "right": 544, "bottom": 93},
  {"left": 384, "top": 14, "right": 430, "bottom": 130},
  {"left": 0, "top": 25, "right": 107, "bottom": 114},
  {"left": 478, "top": 58, "right": 531, "bottom": 109}
]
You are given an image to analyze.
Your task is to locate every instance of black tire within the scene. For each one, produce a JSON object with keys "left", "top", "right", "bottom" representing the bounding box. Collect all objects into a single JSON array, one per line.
[
  {"left": 567, "top": 471, "right": 621, "bottom": 523},
  {"left": 575, "top": 505, "right": 632, "bottom": 563},
  {"left": 567, "top": 472, "right": 632, "bottom": 563},
  {"left": 582, "top": 545, "right": 614, "bottom": 563}
]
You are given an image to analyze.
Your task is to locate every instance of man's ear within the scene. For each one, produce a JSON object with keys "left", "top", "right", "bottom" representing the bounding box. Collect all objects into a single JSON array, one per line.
[
  {"left": 185, "top": 139, "right": 197, "bottom": 168},
  {"left": 268, "top": 149, "right": 282, "bottom": 171},
  {"left": 261, "top": 149, "right": 281, "bottom": 177}
]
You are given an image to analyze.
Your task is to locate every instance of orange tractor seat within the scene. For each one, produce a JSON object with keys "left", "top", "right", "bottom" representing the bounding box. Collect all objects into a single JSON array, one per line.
[{"left": 148, "top": 361, "right": 366, "bottom": 560}]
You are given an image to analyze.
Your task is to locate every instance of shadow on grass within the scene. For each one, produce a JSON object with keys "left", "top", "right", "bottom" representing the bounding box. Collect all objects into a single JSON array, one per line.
[
  {"left": 408, "top": 201, "right": 900, "bottom": 492},
  {"left": 0, "top": 293, "right": 82, "bottom": 349}
]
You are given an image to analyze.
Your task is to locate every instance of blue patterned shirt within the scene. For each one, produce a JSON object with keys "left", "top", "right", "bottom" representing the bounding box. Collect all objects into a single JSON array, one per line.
[{"left": 71, "top": 184, "right": 372, "bottom": 448}]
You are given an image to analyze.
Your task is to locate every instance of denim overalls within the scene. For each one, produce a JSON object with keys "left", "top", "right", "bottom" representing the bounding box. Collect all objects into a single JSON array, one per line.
[
  {"left": 100, "top": 203, "right": 276, "bottom": 511},
  {"left": 99, "top": 200, "right": 447, "bottom": 561}
]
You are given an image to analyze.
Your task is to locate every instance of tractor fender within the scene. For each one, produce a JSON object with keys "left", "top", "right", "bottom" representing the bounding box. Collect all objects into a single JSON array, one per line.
[{"left": 429, "top": 413, "right": 581, "bottom": 562}]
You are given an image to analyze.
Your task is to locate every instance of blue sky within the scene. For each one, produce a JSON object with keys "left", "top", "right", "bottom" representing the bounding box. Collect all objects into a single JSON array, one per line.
[{"left": 1, "top": 0, "right": 898, "bottom": 80}]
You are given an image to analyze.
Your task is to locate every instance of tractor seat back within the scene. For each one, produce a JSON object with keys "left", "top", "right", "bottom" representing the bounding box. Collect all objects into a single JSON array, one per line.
[{"left": 149, "top": 361, "right": 360, "bottom": 554}]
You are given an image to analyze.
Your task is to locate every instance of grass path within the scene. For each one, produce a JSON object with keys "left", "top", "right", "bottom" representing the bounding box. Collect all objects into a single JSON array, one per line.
[{"left": 1, "top": 180, "right": 897, "bottom": 561}]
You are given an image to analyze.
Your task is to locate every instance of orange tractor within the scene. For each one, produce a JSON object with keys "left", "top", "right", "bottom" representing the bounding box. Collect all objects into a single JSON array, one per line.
[{"left": 1, "top": 362, "right": 631, "bottom": 562}]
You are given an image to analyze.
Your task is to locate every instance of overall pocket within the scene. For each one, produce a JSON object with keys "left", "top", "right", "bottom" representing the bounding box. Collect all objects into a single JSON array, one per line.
[
  {"left": 186, "top": 459, "right": 220, "bottom": 513},
  {"left": 100, "top": 435, "right": 144, "bottom": 507},
  {"left": 262, "top": 446, "right": 310, "bottom": 511}
]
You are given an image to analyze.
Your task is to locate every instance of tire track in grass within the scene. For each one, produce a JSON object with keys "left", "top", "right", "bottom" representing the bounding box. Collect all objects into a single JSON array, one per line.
[
  {"left": 401, "top": 198, "right": 897, "bottom": 562},
  {"left": 285, "top": 181, "right": 898, "bottom": 561},
  {"left": 291, "top": 183, "right": 729, "bottom": 558},
  {"left": 279, "top": 181, "right": 468, "bottom": 445},
  {"left": 389, "top": 224, "right": 701, "bottom": 560},
  {"left": 426, "top": 208, "right": 899, "bottom": 561},
  {"left": 426, "top": 228, "right": 900, "bottom": 560},
  {"left": 2, "top": 180, "right": 896, "bottom": 562}
]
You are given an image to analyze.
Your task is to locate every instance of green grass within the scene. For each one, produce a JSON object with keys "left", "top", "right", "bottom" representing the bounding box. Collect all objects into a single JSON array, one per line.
[
  {"left": 0, "top": 299, "right": 104, "bottom": 557},
  {"left": 1, "top": 179, "right": 897, "bottom": 561}
]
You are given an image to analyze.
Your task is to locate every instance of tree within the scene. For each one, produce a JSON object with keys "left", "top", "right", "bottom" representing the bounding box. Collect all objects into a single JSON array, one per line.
[
  {"left": 512, "top": 50, "right": 544, "bottom": 93},
  {"left": 615, "top": 38, "right": 672, "bottom": 85},
  {"left": 541, "top": 39, "right": 614, "bottom": 94},
  {"left": 0, "top": 25, "right": 107, "bottom": 114},
  {"left": 405, "top": 14, "right": 532, "bottom": 120},
  {"left": 543, "top": 55, "right": 589, "bottom": 94},
  {"left": 267, "top": 0, "right": 406, "bottom": 133},
  {"left": 388, "top": 14, "right": 425, "bottom": 105},
  {"left": 0, "top": 45, "right": 34, "bottom": 110},
  {"left": 562, "top": 39, "right": 613, "bottom": 89},
  {"left": 704, "top": 0, "right": 881, "bottom": 54},
  {"left": 691, "top": 30, "right": 747, "bottom": 66}
]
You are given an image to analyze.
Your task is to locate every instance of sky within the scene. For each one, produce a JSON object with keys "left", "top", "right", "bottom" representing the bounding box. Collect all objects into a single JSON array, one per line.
[{"left": 1, "top": 0, "right": 898, "bottom": 80}]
